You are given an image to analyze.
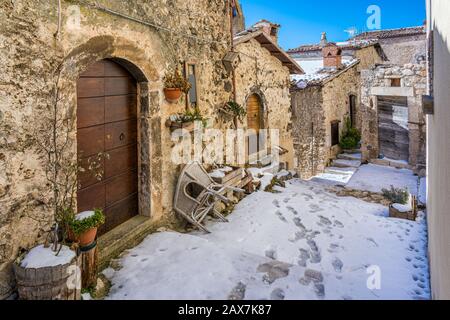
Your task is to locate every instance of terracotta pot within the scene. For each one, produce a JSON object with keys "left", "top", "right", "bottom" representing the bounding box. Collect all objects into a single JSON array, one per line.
[
  {"left": 164, "top": 88, "right": 182, "bottom": 103},
  {"left": 78, "top": 228, "right": 98, "bottom": 247}
]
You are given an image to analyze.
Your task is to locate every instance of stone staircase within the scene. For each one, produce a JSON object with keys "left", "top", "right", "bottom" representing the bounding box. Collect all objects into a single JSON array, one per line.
[{"left": 312, "top": 149, "right": 362, "bottom": 185}]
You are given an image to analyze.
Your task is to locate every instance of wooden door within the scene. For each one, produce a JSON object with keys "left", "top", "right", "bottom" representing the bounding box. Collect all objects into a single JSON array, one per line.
[
  {"left": 247, "top": 94, "right": 262, "bottom": 162},
  {"left": 77, "top": 59, "right": 138, "bottom": 236},
  {"left": 377, "top": 96, "right": 409, "bottom": 162},
  {"left": 349, "top": 95, "right": 357, "bottom": 127}
]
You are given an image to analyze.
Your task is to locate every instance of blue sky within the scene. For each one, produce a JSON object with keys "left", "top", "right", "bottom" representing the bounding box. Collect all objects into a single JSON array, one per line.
[{"left": 240, "top": 0, "right": 426, "bottom": 50}]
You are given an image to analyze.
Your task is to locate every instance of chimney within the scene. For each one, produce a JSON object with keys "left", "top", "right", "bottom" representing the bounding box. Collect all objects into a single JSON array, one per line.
[
  {"left": 322, "top": 43, "right": 343, "bottom": 68},
  {"left": 320, "top": 32, "right": 328, "bottom": 47},
  {"left": 254, "top": 20, "right": 280, "bottom": 43}
]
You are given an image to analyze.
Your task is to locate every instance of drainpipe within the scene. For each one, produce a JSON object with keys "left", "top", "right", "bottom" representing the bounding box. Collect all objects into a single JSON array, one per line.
[
  {"left": 54, "top": 0, "right": 62, "bottom": 40},
  {"left": 229, "top": 0, "right": 238, "bottom": 128}
]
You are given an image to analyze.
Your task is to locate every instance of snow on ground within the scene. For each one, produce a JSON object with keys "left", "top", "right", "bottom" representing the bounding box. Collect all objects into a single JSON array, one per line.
[
  {"left": 347, "top": 164, "right": 419, "bottom": 195},
  {"left": 105, "top": 178, "right": 430, "bottom": 300}
]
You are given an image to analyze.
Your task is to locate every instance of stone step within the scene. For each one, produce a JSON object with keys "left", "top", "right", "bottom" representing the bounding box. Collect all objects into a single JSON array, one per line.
[
  {"left": 325, "top": 166, "right": 358, "bottom": 175},
  {"left": 337, "top": 153, "right": 362, "bottom": 161},
  {"left": 342, "top": 148, "right": 362, "bottom": 154},
  {"left": 331, "top": 159, "right": 362, "bottom": 168},
  {"left": 313, "top": 167, "right": 356, "bottom": 185}
]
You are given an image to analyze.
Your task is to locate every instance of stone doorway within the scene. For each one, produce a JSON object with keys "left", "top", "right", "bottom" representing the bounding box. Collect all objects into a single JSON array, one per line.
[
  {"left": 77, "top": 59, "right": 139, "bottom": 236},
  {"left": 246, "top": 94, "right": 264, "bottom": 164},
  {"left": 377, "top": 96, "right": 410, "bottom": 162}
]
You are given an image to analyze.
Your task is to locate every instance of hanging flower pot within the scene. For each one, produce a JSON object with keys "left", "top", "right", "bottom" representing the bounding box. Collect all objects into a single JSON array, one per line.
[
  {"left": 163, "top": 68, "right": 191, "bottom": 104},
  {"left": 164, "top": 88, "right": 183, "bottom": 103}
]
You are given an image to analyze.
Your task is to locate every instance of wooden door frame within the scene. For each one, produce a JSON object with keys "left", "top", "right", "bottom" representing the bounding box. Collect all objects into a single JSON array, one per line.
[
  {"left": 75, "top": 58, "right": 153, "bottom": 223},
  {"left": 245, "top": 91, "right": 267, "bottom": 164},
  {"left": 375, "top": 95, "right": 410, "bottom": 162}
]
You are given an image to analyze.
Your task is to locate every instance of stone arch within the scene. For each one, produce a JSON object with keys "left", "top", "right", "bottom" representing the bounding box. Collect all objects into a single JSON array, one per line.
[
  {"left": 245, "top": 87, "right": 268, "bottom": 129},
  {"left": 57, "top": 35, "right": 165, "bottom": 221}
]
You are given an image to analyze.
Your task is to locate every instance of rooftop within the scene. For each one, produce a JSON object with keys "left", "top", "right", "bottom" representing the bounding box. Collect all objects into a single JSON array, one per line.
[
  {"left": 235, "top": 24, "right": 304, "bottom": 74},
  {"left": 349, "top": 26, "right": 426, "bottom": 41}
]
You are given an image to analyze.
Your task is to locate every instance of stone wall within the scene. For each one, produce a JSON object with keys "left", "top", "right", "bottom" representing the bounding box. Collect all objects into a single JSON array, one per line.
[
  {"left": 378, "top": 35, "right": 427, "bottom": 65},
  {"left": 290, "top": 63, "right": 360, "bottom": 179},
  {"left": 0, "top": 0, "right": 232, "bottom": 298},
  {"left": 322, "top": 64, "right": 360, "bottom": 160},
  {"left": 290, "top": 86, "right": 326, "bottom": 179},
  {"left": 360, "top": 63, "right": 428, "bottom": 174},
  {"left": 355, "top": 45, "right": 384, "bottom": 71},
  {"left": 234, "top": 39, "right": 294, "bottom": 168}
]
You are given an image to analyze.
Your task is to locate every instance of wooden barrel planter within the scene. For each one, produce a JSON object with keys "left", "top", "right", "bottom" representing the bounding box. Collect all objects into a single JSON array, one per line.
[
  {"left": 389, "top": 195, "right": 418, "bottom": 221},
  {"left": 13, "top": 245, "right": 81, "bottom": 300}
]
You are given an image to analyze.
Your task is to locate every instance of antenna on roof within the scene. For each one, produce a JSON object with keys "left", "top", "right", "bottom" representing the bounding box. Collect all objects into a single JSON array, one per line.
[{"left": 344, "top": 26, "right": 358, "bottom": 39}]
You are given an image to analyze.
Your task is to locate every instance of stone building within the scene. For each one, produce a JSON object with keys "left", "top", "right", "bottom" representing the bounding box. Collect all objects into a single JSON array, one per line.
[
  {"left": 360, "top": 63, "right": 427, "bottom": 174},
  {"left": 233, "top": 20, "right": 303, "bottom": 169},
  {"left": 355, "top": 27, "right": 428, "bottom": 174},
  {"left": 288, "top": 37, "right": 384, "bottom": 179},
  {"left": 0, "top": 0, "right": 301, "bottom": 298},
  {"left": 350, "top": 26, "right": 427, "bottom": 65},
  {"left": 289, "top": 27, "right": 427, "bottom": 176},
  {"left": 0, "top": 0, "right": 239, "bottom": 299}
]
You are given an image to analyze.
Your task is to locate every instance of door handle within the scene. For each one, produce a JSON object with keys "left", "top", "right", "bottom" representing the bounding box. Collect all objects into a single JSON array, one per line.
[{"left": 119, "top": 133, "right": 125, "bottom": 141}]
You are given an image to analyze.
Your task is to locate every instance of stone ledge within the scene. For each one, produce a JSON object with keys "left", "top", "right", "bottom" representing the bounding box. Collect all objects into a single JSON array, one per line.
[{"left": 98, "top": 215, "right": 172, "bottom": 270}]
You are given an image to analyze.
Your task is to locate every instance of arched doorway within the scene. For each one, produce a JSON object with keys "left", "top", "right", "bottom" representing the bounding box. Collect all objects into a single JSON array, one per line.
[
  {"left": 246, "top": 94, "right": 263, "bottom": 163},
  {"left": 76, "top": 59, "right": 139, "bottom": 236}
]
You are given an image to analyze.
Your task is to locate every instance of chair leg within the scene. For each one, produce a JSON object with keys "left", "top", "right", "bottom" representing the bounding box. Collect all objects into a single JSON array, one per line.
[
  {"left": 213, "top": 209, "right": 229, "bottom": 223},
  {"left": 176, "top": 209, "right": 211, "bottom": 233}
]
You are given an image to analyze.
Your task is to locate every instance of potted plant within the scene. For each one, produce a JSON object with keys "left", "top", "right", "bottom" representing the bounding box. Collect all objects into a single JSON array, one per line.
[
  {"left": 68, "top": 209, "right": 105, "bottom": 247},
  {"left": 219, "top": 101, "right": 247, "bottom": 123},
  {"left": 339, "top": 117, "right": 361, "bottom": 151},
  {"left": 163, "top": 68, "right": 191, "bottom": 103},
  {"left": 167, "top": 106, "right": 208, "bottom": 132}
]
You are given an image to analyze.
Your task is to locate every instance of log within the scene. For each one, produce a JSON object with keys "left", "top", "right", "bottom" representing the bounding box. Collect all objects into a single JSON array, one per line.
[{"left": 80, "top": 242, "right": 98, "bottom": 289}]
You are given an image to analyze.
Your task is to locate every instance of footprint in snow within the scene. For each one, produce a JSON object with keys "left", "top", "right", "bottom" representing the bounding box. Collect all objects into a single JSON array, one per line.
[
  {"left": 270, "top": 288, "right": 285, "bottom": 300},
  {"left": 293, "top": 217, "right": 306, "bottom": 230},
  {"left": 275, "top": 210, "right": 287, "bottom": 223},
  {"left": 286, "top": 206, "right": 298, "bottom": 215},
  {"left": 332, "top": 257, "right": 344, "bottom": 273},
  {"left": 289, "top": 231, "right": 306, "bottom": 243},
  {"left": 318, "top": 215, "right": 332, "bottom": 226},
  {"left": 309, "top": 204, "right": 324, "bottom": 213},
  {"left": 265, "top": 249, "right": 277, "bottom": 260},
  {"left": 333, "top": 220, "right": 344, "bottom": 228},
  {"left": 283, "top": 197, "right": 291, "bottom": 204},
  {"left": 366, "top": 238, "right": 379, "bottom": 247},
  {"left": 273, "top": 200, "right": 280, "bottom": 208},
  {"left": 228, "top": 282, "right": 246, "bottom": 300}
]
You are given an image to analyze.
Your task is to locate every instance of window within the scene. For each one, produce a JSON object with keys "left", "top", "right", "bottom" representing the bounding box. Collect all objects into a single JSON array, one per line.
[
  {"left": 391, "top": 78, "right": 401, "bottom": 87},
  {"left": 184, "top": 63, "right": 198, "bottom": 108},
  {"left": 331, "top": 121, "right": 340, "bottom": 146}
]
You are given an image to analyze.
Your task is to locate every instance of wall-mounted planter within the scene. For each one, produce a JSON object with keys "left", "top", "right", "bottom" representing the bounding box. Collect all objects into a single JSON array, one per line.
[
  {"left": 166, "top": 120, "right": 195, "bottom": 133},
  {"left": 164, "top": 88, "right": 182, "bottom": 103}
]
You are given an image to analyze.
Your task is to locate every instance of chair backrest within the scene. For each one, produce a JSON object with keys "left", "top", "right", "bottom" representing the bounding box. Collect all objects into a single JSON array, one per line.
[
  {"left": 174, "top": 172, "right": 199, "bottom": 214},
  {"left": 183, "top": 162, "right": 215, "bottom": 188}
]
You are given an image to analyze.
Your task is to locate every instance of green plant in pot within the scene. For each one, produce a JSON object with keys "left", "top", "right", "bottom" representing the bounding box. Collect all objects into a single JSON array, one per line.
[
  {"left": 68, "top": 209, "right": 105, "bottom": 247},
  {"left": 339, "top": 117, "right": 361, "bottom": 150},
  {"left": 220, "top": 101, "right": 247, "bottom": 123},
  {"left": 163, "top": 68, "right": 191, "bottom": 103}
]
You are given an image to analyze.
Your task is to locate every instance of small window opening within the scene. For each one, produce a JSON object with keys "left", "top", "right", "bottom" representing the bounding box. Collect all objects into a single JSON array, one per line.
[{"left": 391, "top": 78, "right": 401, "bottom": 87}]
